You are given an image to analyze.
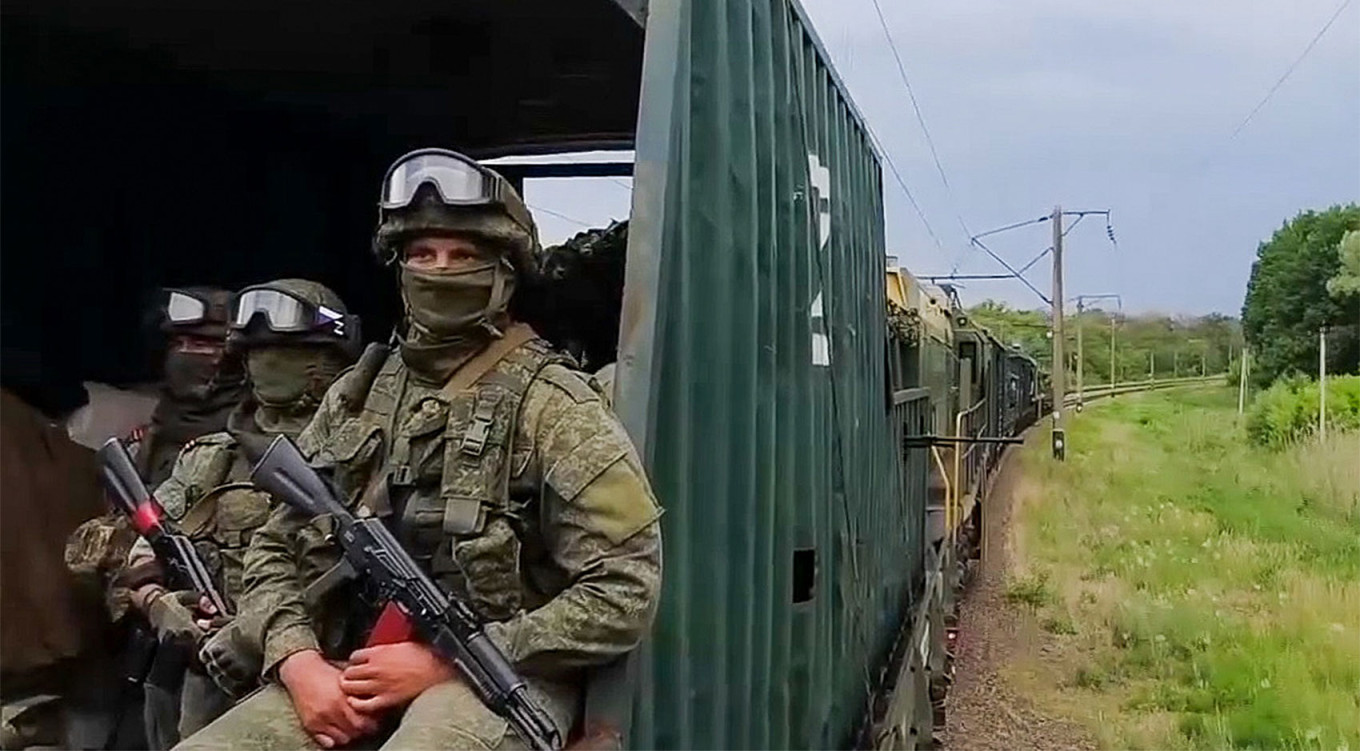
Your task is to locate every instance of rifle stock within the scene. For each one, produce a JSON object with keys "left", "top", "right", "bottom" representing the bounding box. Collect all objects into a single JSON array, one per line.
[{"left": 250, "top": 435, "right": 348, "bottom": 520}]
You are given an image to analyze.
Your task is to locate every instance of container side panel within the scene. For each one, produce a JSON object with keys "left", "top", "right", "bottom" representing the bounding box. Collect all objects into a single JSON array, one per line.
[{"left": 622, "top": 0, "right": 924, "bottom": 746}]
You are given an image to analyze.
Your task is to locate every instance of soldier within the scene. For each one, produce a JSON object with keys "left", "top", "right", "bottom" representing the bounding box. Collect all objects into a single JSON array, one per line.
[
  {"left": 136, "top": 287, "right": 249, "bottom": 488},
  {"left": 62, "top": 286, "right": 249, "bottom": 750},
  {"left": 122, "top": 280, "right": 361, "bottom": 750},
  {"left": 178, "top": 149, "right": 663, "bottom": 751}
]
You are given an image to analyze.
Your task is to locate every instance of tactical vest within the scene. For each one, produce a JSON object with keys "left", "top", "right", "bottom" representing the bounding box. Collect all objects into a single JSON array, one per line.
[
  {"left": 157, "top": 435, "right": 271, "bottom": 606},
  {"left": 316, "top": 332, "right": 573, "bottom": 624}
]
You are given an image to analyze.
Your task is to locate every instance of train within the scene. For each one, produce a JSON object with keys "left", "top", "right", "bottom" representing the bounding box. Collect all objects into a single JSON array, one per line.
[{"left": 3, "top": 0, "right": 1045, "bottom": 748}]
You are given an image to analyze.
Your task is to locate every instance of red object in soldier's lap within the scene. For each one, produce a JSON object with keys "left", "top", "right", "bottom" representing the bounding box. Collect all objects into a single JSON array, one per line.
[{"left": 366, "top": 602, "right": 418, "bottom": 646}]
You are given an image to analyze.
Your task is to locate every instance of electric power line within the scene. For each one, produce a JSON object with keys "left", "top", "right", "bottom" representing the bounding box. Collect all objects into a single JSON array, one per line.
[
  {"left": 864, "top": 127, "right": 944, "bottom": 249},
  {"left": 867, "top": 0, "right": 967, "bottom": 233},
  {"left": 1229, "top": 0, "right": 1354, "bottom": 140},
  {"left": 527, "top": 203, "right": 592, "bottom": 228},
  {"left": 867, "top": 0, "right": 976, "bottom": 275}
]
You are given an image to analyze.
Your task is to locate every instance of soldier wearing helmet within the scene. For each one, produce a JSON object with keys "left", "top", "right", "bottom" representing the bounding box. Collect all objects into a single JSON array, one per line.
[
  {"left": 111, "top": 279, "right": 360, "bottom": 750},
  {"left": 180, "top": 150, "right": 662, "bottom": 751},
  {"left": 61, "top": 286, "right": 249, "bottom": 749},
  {"left": 136, "top": 287, "right": 250, "bottom": 488}
]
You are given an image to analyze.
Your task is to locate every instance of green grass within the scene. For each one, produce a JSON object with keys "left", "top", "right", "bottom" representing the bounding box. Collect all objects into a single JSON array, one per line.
[{"left": 1011, "top": 387, "right": 1360, "bottom": 750}]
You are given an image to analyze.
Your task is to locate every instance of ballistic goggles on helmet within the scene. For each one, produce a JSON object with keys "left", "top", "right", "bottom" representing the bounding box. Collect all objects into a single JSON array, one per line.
[
  {"left": 230, "top": 286, "right": 349, "bottom": 337},
  {"left": 378, "top": 148, "right": 535, "bottom": 233},
  {"left": 165, "top": 289, "right": 211, "bottom": 326}
]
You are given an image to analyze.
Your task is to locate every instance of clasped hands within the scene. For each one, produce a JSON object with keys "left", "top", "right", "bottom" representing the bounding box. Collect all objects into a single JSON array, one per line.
[{"left": 278, "top": 642, "right": 456, "bottom": 749}]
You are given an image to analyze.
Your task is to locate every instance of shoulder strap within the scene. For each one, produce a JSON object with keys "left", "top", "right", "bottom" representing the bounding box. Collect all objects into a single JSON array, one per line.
[{"left": 439, "top": 324, "right": 540, "bottom": 398}]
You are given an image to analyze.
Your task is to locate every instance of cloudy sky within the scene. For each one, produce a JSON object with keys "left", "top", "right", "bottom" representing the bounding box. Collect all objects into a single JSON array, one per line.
[{"left": 523, "top": 0, "right": 1359, "bottom": 316}]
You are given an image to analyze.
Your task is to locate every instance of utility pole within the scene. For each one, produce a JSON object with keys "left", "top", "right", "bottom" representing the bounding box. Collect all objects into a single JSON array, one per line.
[
  {"left": 967, "top": 206, "right": 1115, "bottom": 460},
  {"left": 1075, "top": 298, "right": 1084, "bottom": 405},
  {"left": 1072, "top": 294, "right": 1122, "bottom": 392},
  {"left": 1149, "top": 351, "right": 1155, "bottom": 381},
  {"left": 1320, "top": 327, "right": 1327, "bottom": 440},
  {"left": 1110, "top": 315, "right": 1117, "bottom": 386},
  {"left": 1051, "top": 205, "right": 1066, "bottom": 459},
  {"left": 1174, "top": 350, "right": 1179, "bottom": 378}
]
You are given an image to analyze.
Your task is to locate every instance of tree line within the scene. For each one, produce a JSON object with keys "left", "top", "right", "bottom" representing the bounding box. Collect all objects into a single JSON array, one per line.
[
  {"left": 1241, "top": 204, "right": 1360, "bottom": 387},
  {"left": 966, "top": 301, "right": 1243, "bottom": 387}
]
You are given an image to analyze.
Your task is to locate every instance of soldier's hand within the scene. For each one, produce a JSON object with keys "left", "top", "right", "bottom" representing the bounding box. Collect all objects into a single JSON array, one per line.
[
  {"left": 194, "top": 595, "right": 230, "bottom": 633},
  {"left": 339, "top": 642, "right": 457, "bottom": 712},
  {"left": 146, "top": 589, "right": 207, "bottom": 647},
  {"left": 278, "top": 649, "right": 380, "bottom": 749}
]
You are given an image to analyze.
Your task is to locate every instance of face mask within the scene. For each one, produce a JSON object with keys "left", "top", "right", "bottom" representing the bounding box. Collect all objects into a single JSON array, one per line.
[
  {"left": 246, "top": 346, "right": 344, "bottom": 409},
  {"left": 400, "top": 261, "right": 516, "bottom": 339},
  {"left": 164, "top": 351, "right": 222, "bottom": 401}
]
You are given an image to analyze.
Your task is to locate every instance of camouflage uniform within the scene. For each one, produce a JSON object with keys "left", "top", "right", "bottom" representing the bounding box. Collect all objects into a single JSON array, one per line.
[
  {"left": 137, "top": 287, "right": 249, "bottom": 489},
  {"left": 71, "top": 281, "right": 359, "bottom": 751},
  {"left": 58, "top": 286, "right": 245, "bottom": 751},
  {"left": 178, "top": 150, "right": 662, "bottom": 751}
]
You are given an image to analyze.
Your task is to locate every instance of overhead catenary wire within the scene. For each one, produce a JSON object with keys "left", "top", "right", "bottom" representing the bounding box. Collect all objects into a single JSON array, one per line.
[
  {"left": 864, "top": 126, "right": 944, "bottom": 249},
  {"left": 527, "top": 203, "right": 593, "bottom": 229},
  {"left": 1228, "top": 0, "right": 1354, "bottom": 140},
  {"left": 866, "top": 0, "right": 970, "bottom": 239}
]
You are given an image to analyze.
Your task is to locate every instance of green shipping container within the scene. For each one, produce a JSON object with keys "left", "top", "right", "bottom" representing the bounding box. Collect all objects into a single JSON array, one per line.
[{"left": 614, "top": 0, "right": 933, "bottom": 746}]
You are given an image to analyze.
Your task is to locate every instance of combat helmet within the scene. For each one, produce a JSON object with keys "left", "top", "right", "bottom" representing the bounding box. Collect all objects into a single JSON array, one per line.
[
  {"left": 226, "top": 279, "right": 361, "bottom": 358},
  {"left": 371, "top": 148, "right": 541, "bottom": 282}
]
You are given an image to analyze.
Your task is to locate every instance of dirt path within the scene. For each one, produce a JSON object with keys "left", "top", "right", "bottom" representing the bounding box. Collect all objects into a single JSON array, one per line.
[{"left": 942, "top": 447, "right": 1097, "bottom": 751}]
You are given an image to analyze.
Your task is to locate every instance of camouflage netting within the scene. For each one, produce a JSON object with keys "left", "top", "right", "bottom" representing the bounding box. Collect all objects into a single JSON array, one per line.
[
  {"left": 525, "top": 220, "right": 628, "bottom": 373},
  {"left": 887, "top": 303, "right": 922, "bottom": 347}
]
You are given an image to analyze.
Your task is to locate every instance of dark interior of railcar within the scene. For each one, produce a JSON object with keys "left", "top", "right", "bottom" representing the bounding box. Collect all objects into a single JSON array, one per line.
[{"left": 1, "top": 0, "right": 644, "bottom": 414}]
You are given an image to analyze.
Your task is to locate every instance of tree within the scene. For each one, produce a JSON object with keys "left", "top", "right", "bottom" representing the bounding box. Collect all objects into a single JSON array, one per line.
[
  {"left": 966, "top": 301, "right": 1243, "bottom": 383},
  {"left": 1327, "top": 229, "right": 1360, "bottom": 299},
  {"left": 1241, "top": 205, "right": 1360, "bottom": 387}
]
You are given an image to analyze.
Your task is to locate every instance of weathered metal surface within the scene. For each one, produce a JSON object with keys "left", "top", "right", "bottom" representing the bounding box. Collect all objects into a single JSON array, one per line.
[{"left": 615, "top": 0, "right": 933, "bottom": 746}]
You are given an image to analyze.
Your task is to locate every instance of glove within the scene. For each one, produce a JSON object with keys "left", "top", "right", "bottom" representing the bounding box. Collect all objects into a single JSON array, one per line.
[
  {"left": 146, "top": 590, "right": 208, "bottom": 649},
  {"left": 200, "top": 617, "right": 264, "bottom": 699}
]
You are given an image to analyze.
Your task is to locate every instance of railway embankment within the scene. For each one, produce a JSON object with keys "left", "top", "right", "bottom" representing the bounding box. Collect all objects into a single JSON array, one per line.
[{"left": 948, "top": 387, "right": 1358, "bottom": 750}]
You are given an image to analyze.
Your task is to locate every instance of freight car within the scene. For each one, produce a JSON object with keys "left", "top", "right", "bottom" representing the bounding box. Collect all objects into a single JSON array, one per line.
[{"left": 4, "top": 0, "right": 1045, "bottom": 748}]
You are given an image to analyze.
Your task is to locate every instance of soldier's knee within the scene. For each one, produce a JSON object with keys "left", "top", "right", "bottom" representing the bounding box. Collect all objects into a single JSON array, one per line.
[{"left": 171, "top": 685, "right": 304, "bottom": 751}]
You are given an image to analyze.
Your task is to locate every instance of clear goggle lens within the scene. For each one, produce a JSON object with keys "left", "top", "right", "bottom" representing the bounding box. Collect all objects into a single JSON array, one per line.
[
  {"left": 380, "top": 152, "right": 493, "bottom": 209},
  {"left": 231, "top": 288, "right": 343, "bottom": 333},
  {"left": 165, "top": 290, "right": 208, "bottom": 325}
]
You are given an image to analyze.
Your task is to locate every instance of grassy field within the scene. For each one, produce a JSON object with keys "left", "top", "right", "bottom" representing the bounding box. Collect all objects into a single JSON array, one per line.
[{"left": 1004, "top": 387, "right": 1360, "bottom": 750}]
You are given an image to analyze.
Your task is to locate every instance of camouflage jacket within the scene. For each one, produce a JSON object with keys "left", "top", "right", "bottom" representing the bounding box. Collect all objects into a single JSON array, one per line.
[
  {"left": 63, "top": 430, "right": 169, "bottom": 622},
  {"left": 245, "top": 332, "right": 663, "bottom": 681},
  {"left": 125, "top": 432, "right": 273, "bottom": 609}
]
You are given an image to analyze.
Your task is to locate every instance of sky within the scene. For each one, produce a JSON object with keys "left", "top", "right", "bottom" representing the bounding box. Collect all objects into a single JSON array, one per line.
[{"left": 519, "top": 0, "right": 1360, "bottom": 316}]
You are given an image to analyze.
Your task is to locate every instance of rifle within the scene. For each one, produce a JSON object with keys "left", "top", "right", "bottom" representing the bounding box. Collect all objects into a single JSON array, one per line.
[
  {"left": 96, "top": 438, "right": 232, "bottom": 618},
  {"left": 250, "top": 435, "right": 563, "bottom": 751}
]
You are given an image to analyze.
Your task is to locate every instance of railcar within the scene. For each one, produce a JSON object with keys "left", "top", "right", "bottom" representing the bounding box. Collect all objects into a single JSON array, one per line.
[{"left": 4, "top": 0, "right": 1046, "bottom": 748}]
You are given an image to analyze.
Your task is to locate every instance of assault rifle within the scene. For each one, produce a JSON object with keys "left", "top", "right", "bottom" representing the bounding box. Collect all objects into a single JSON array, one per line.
[
  {"left": 250, "top": 435, "right": 562, "bottom": 751},
  {"left": 96, "top": 438, "right": 232, "bottom": 617}
]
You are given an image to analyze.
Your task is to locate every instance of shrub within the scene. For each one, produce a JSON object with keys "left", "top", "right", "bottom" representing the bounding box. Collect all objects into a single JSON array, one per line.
[{"left": 1246, "top": 375, "right": 1360, "bottom": 447}]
